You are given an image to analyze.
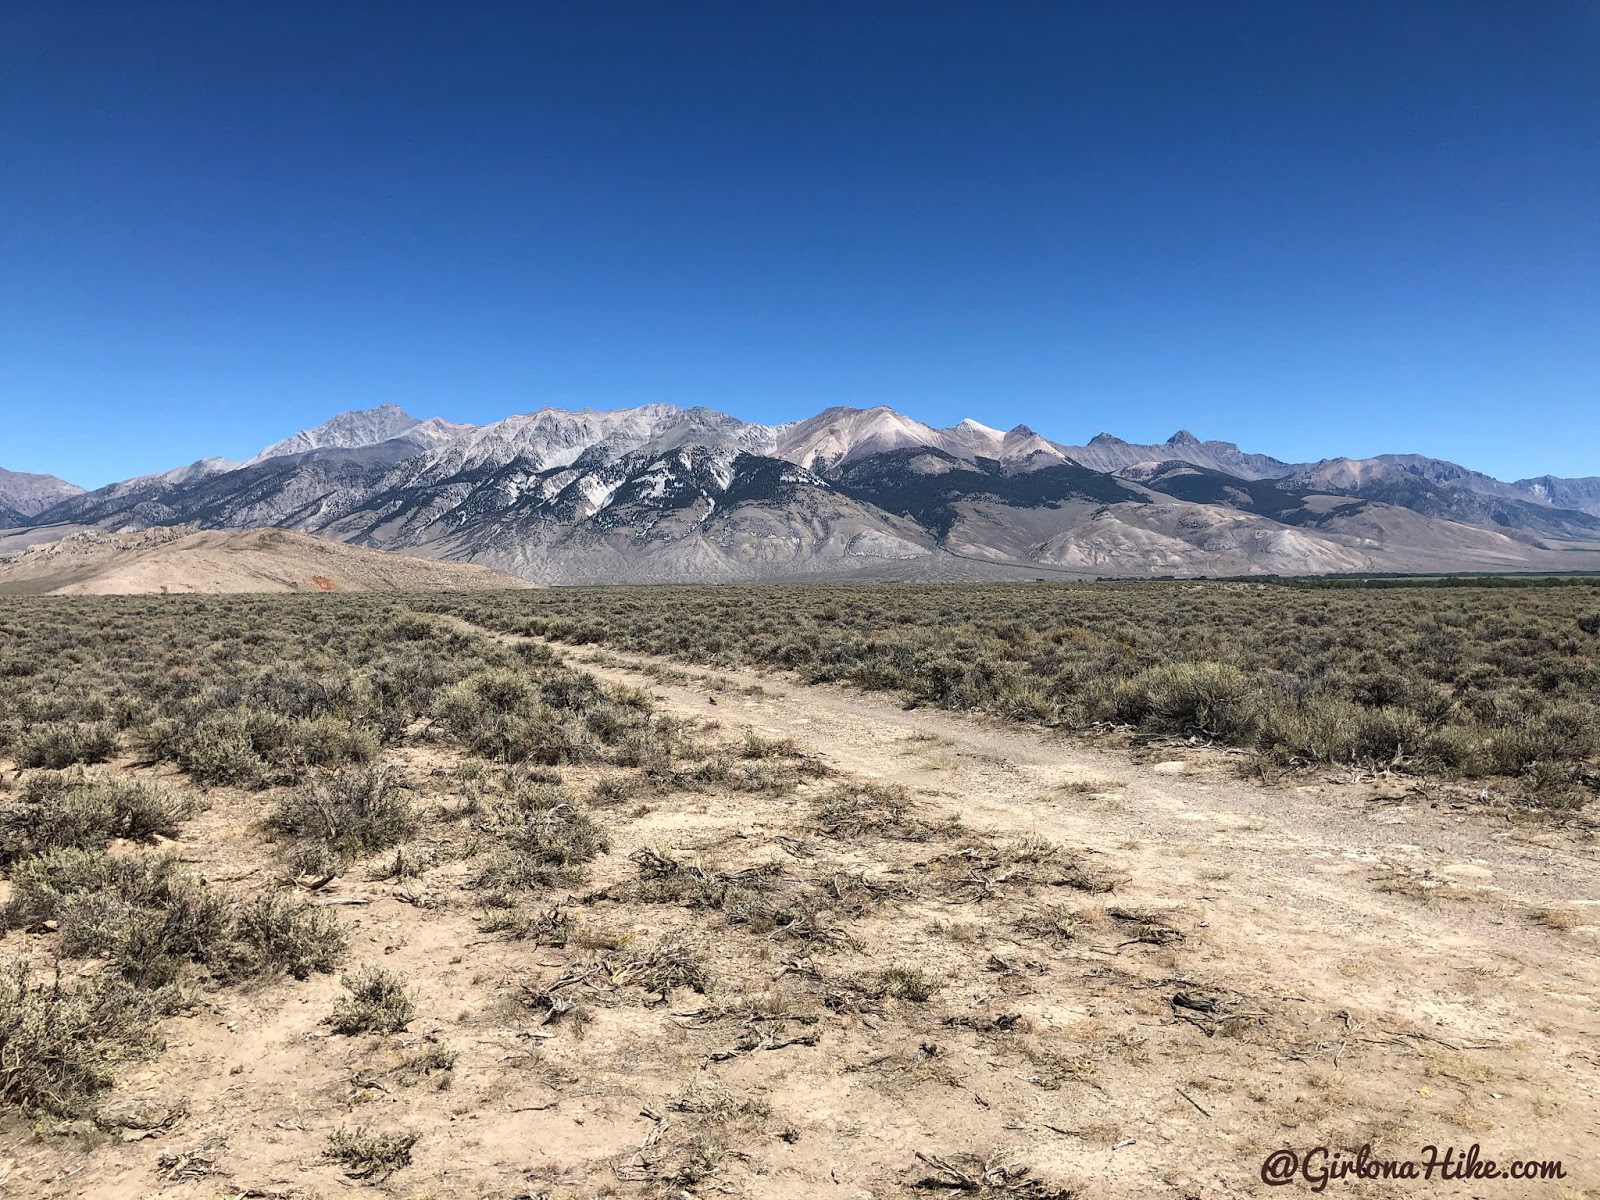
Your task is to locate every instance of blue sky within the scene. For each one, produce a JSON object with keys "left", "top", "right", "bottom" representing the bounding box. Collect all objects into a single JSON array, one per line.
[{"left": 3, "top": 1, "right": 1596, "bottom": 487}]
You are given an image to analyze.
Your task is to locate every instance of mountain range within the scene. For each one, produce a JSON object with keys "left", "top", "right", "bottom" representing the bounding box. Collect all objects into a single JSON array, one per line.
[{"left": 4, "top": 404, "right": 1599, "bottom": 583}]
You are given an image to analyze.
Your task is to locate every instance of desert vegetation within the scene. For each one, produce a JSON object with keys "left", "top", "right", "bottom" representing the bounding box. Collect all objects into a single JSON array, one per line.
[
  {"left": 0, "top": 595, "right": 1099, "bottom": 1194},
  {"left": 0, "top": 597, "right": 703, "bottom": 1183},
  {"left": 429, "top": 580, "right": 1600, "bottom": 809},
  {"left": 0, "top": 590, "right": 1593, "bottom": 1197}
]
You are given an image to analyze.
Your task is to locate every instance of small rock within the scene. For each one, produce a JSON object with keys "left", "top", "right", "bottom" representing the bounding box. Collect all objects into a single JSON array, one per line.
[
  {"left": 1152, "top": 761, "right": 1188, "bottom": 775},
  {"left": 94, "top": 1096, "right": 185, "bottom": 1133},
  {"left": 1439, "top": 863, "right": 1494, "bottom": 881}
]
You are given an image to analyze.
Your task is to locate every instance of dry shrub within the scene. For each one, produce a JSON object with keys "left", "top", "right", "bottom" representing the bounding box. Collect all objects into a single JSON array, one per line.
[
  {"left": 607, "top": 941, "right": 713, "bottom": 1000},
  {"left": 325, "top": 1126, "right": 418, "bottom": 1182},
  {"left": 814, "top": 781, "right": 937, "bottom": 840},
  {"left": 14, "top": 721, "right": 118, "bottom": 770},
  {"left": 933, "top": 837, "right": 1120, "bottom": 900},
  {"left": 0, "top": 775, "right": 193, "bottom": 866},
  {"left": 330, "top": 966, "right": 415, "bottom": 1035},
  {"left": 911, "top": 1149, "right": 1075, "bottom": 1198},
  {"left": 268, "top": 765, "right": 418, "bottom": 867},
  {"left": 476, "top": 779, "right": 610, "bottom": 890},
  {"left": 0, "top": 962, "right": 166, "bottom": 1116}
]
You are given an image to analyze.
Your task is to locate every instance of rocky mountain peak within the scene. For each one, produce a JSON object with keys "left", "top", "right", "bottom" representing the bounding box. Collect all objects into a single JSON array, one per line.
[
  {"left": 0, "top": 466, "right": 87, "bottom": 522},
  {"left": 247, "top": 404, "right": 424, "bottom": 465}
]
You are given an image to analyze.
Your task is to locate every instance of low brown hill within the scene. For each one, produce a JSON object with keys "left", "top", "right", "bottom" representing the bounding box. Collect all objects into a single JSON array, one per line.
[{"left": 0, "top": 525, "right": 536, "bottom": 594}]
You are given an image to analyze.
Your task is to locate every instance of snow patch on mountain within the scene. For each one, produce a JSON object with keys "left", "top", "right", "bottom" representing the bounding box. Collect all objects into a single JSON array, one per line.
[{"left": 1514, "top": 474, "right": 1600, "bottom": 516}]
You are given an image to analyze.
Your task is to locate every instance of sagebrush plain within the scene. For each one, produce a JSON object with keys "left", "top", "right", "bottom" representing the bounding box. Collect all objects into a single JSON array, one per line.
[{"left": 0, "top": 584, "right": 1595, "bottom": 1198}]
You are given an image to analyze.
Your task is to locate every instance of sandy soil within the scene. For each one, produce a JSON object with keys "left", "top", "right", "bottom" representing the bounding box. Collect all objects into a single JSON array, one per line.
[
  {"left": 0, "top": 527, "right": 535, "bottom": 594},
  {"left": 1, "top": 627, "right": 1595, "bottom": 1199}
]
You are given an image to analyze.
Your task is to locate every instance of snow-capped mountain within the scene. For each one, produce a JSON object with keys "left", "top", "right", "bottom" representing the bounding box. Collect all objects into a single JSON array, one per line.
[
  {"left": 7, "top": 402, "right": 1599, "bottom": 582},
  {"left": 246, "top": 402, "right": 446, "bottom": 464}
]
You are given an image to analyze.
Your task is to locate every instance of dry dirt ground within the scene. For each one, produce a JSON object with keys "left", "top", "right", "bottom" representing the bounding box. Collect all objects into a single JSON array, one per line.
[
  {"left": 0, "top": 527, "right": 534, "bottom": 595},
  {"left": 1, "top": 626, "right": 1596, "bottom": 1200}
]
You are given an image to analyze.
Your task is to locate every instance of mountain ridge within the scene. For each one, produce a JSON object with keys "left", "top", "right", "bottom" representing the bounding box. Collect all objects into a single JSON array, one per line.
[
  {"left": 6, "top": 403, "right": 1598, "bottom": 583},
  {"left": 0, "top": 466, "right": 86, "bottom": 526}
]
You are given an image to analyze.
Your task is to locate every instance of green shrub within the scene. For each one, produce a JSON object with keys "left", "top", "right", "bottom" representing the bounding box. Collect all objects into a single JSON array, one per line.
[
  {"left": 433, "top": 671, "right": 601, "bottom": 764},
  {"left": 874, "top": 965, "right": 939, "bottom": 1002},
  {"left": 179, "top": 710, "right": 268, "bottom": 787},
  {"left": 1487, "top": 709, "right": 1596, "bottom": 774},
  {"left": 608, "top": 723, "right": 677, "bottom": 769},
  {"left": 14, "top": 721, "right": 119, "bottom": 769},
  {"left": 7, "top": 850, "right": 344, "bottom": 985},
  {"left": 0, "top": 963, "right": 165, "bottom": 1116},
  {"left": 740, "top": 729, "right": 797, "bottom": 759},
  {"left": 283, "top": 715, "right": 379, "bottom": 771},
  {"left": 267, "top": 766, "right": 418, "bottom": 865},
  {"left": 1126, "top": 662, "right": 1262, "bottom": 739},
  {"left": 1259, "top": 696, "right": 1424, "bottom": 766},
  {"left": 330, "top": 966, "right": 415, "bottom": 1034},
  {"left": 1421, "top": 724, "right": 1490, "bottom": 774},
  {"left": 0, "top": 778, "right": 192, "bottom": 866},
  {"left": 228, "top": 891, "right": 347, "bottom": 980},
  {"left": 421, "top": 581, "right": 1600, "bottom": 799},
  {"left": 8, "top": 848, "right": 182, "bottom": 927},
  {"left": 56, "top": 871, "right": 230, "bottom": 985}
]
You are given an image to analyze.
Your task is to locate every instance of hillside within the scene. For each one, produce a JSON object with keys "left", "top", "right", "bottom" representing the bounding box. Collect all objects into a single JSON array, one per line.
[
  {"left": 0, "top": 526, "right": 534, "bottom": 594},
  {"left": 0, "top": 466, "right": 84, "bottom": 525}
]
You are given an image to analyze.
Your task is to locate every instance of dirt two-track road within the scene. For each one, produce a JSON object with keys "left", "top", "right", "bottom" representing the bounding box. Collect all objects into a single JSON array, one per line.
[
  {"left": 3, "top": 623, "right": 1595, "bottom": 1200},
  {"left": 554, "top": 634, "right": 1600, "bottom": 1198}
]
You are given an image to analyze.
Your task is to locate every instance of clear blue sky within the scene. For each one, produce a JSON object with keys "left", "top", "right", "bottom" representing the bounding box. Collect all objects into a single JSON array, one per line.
[{"left": 3, "top": 1, "right": 1596, "bottom": 487}]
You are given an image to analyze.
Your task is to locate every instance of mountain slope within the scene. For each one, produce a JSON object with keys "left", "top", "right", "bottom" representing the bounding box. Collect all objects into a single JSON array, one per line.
[
  {"left": 0, "top": 466, "right": 85, "bottom": 525},
  {"left": 831, "top": 447, "right": 1146, "bottom": 537},
  {"left": 247, "top": 403, "right": 424, "bottom": 463},
  {"left": 331, "top": 446, "right": 936, "bottom": 585},
  {"left": 1053, "top": 431, "right": 1298, "bottom": 479},
  {"left": 1279, "top": 458, "right": 1600, "bottom": 542},
  {"left": 1514, "top": 474, "right": 1600, "bottom": 517}
]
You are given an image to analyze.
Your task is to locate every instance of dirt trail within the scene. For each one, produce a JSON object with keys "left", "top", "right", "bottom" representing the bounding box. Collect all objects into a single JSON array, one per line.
[
  {"left": 6, "top": 621, "right": 1596, "bottom": 1200},
  {"left": 502, "top": 627, "right": 1600, "bottom": 1192}
]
